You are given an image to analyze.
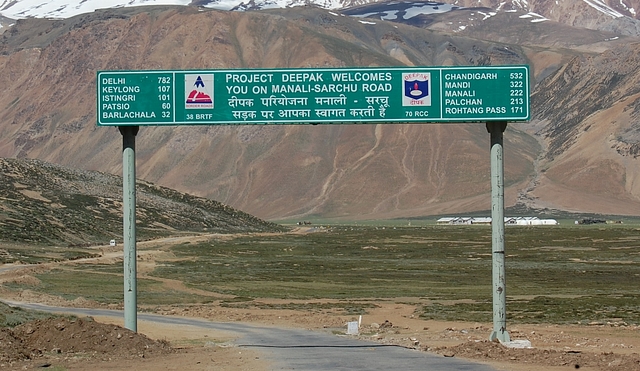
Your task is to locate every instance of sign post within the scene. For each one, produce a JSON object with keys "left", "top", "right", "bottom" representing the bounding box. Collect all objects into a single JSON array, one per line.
[
  {"left": 118, "top": 126, "right": 138, "bottom": 332},
  {"left": 98, "top": 66, "right": 529, "bottom": 126},
  {"left": 487, "top": 121, "right": 510, "bottom": 343},
  {"left": 99, "top": 66, "right": 529, "bottom": 336}
]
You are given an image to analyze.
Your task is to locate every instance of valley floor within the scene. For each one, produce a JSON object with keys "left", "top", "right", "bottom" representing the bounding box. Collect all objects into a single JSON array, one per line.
[{"left": 1, "top": 234, "right": 639, "bottom": 370}]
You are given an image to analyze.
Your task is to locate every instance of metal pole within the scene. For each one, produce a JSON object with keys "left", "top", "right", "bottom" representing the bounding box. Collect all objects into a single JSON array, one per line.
[
  {"left": 119, "top": 126, "right": 139, "bottom": 332},
  {"left": 487, "top": 121, "right": 510, "bottom": 343}
]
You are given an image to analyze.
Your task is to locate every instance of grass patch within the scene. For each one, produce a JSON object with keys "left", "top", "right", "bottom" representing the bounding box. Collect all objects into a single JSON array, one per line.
[
  {"left": 153, "top": 227, "right": 495, "bottom": 299},
  {"left": 220, "top": 300, "right": 377, "bottom": 315},
  {"left": 6, "top": 269, "right": 217, "bottom": 306},
  {"left": 420, "top": 294, "right": 640, "bottom": 324},
  {"left": 0, "top": 301, "right": 68, "bottom": 327},
  {"left": 10, "top": 225, "right": 640, "bottom": 324},
  {"left": 0, "top": 244, "right": 99, "bottom": 264},
  {"left": 150, "top": 225, "right": 640, "bottom": 323}
]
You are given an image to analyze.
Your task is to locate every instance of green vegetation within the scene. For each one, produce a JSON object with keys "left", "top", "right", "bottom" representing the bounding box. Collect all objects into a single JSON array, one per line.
[
  {"left": 7, "top": 267, "right": 216, "bottom": 306},
  {"left": 0, "top": 244, "right": 99, "bottom": 264},
  {"left": 157, "top": 227, "right": 509, "bottom": 299},
  {"left": 9, "top": 224, "right": 640, "bottom": 324},
  {"left": 154, "top": 225, "right": 640, "bottom": 324},
  {"left": 220, "top": 299, "right": 377, "bottom": 315},
  {"left": 0, "top": 301, "right": 65, "bottom": 327}
]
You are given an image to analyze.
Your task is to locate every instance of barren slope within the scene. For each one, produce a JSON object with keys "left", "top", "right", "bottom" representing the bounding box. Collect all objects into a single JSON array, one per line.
[
  {"left": 0, "top": 5, "right": 639, "bottom": 219},
  {"left": 524, "top": 43, "right": 640, "bottom": 215}
]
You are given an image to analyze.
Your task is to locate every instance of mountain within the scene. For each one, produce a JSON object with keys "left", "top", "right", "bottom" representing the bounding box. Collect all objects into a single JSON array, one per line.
[
  {"left": 0, "top": 157, "right": 285, "bottom": 245},
  {"left": 0, "top": 2, "right": 639, "bottom": 220},
  {"left": 343, "top": 1, "right": 640, "bottom": 38},
  {"left": 3, "top": 0, "right": 640, "bottom": 35}
]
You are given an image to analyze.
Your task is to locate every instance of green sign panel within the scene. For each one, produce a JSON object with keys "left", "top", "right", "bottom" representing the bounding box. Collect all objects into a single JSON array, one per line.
[{"left": 97, "top": 66, "right": 529, "bottom": 126}]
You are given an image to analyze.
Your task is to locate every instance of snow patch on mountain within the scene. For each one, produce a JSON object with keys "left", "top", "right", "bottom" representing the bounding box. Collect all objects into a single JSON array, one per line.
[
  {"left": 226, "top": 0, "right": 346, "bottom": 11},
  {"left": 346, "top": 1, "right": 462, "bottom": 21},
  {"left": 0, "top": 0, "right": 192, "bottom": 19},
  {"left": 519, "top": 11, "right": 548, "bottom": 22},
  {"left": 477, "top": 10, "right": 497, "bottom": 20},
  {"left": 0, "top": 0, "right": 632, "bottom": 22},
  {"left": 583, "top": 0, "right": 624, "bottom": 18}
]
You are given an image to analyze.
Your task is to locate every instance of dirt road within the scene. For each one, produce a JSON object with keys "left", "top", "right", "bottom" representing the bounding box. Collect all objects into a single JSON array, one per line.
[{"left": 5, "top": 301, "right": 498, "bottom": 371}]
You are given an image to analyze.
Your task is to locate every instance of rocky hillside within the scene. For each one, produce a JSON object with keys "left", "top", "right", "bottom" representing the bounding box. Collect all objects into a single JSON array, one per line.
[
  {"left": 450, "top": 0, "right": 640, "bottom": 35},
  {"left": 0, "top": 158, "right": 286, "bottom": 245},
  {"left": 342, "top": 0, "right": 640, "bottom": 37},
  {"left": 242, "top": 0, "right": 640, "bottom": 36},
  {"left": 525, "top": 43, "right": 640, "bottom": 214},
  {"left": 0, "top": 5, "right": 639, "bottom": 219}
]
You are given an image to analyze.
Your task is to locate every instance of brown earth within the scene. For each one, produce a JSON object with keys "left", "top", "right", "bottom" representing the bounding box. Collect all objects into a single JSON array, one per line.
[
  {"left": 2, "top": 298, "right": 640, "bottom": 370},
  {"left": 0, "top": 317, "right": 171, "bottom": 364},
  {"left": 1, "top": 237, "right": 640, "bottom": 370},
  {"left": 0, "top": 315, "right": 267, "bottom": 370}
]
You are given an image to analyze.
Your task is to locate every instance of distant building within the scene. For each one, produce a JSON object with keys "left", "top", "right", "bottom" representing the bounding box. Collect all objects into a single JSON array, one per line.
[
  {"left": 437, "top": 216, "right": 558, "bottom": 226},
  {"left": 437, "top": 217, "right": 476, "bottom": 225},
  {"left": 508, "top": 217, "right": 559, "bottom": 226},
  {"left": 472, "top": 217, "right": 492, "bottom": 225},
  {"left": 436, "top": 217, "right": 456, "bottom": 225}
]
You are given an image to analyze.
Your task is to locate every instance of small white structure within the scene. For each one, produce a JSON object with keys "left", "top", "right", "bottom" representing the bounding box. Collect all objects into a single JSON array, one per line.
[
  {"left": 346, "top": 321, "right": 359, "bottom": 335},
  {"left": 109, "top": 239, "right": 117, "bottom": 247}
]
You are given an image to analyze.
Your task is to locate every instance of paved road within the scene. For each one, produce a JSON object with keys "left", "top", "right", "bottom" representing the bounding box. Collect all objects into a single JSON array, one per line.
[{"left": 6, "top": 302, "right": 496, "bottom": 371}]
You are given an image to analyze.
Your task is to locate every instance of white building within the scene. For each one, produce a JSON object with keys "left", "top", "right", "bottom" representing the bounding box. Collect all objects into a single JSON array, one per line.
[{"left": 437, "top": 216, "right": 558, "bottom": 226}]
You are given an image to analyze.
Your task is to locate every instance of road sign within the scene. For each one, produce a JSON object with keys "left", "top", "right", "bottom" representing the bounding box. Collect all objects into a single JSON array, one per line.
[{"left": 97, "top": 66, "right": 529, "bottom": 126}]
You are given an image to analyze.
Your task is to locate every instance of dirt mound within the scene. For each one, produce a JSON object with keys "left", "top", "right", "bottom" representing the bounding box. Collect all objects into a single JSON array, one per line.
[
  {"left": 0, "top": 317, "right": 172, "bottom": 363},
  {"left": 433, "top": 340, "right": 640, "bottom": 370}
]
